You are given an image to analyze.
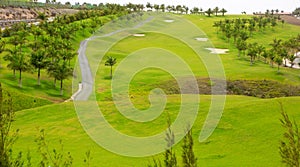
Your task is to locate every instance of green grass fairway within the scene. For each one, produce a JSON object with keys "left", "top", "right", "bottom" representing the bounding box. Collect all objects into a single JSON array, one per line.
[
  {"left": 11, "top": 14, "right": 300, "bottom": 166},
  {"left": 13, "top": 96, "right": 300, "bottom": 166}
]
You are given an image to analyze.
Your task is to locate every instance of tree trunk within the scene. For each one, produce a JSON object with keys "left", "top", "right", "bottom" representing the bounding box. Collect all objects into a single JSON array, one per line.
[
  {"left": 54, "top": 78, "right": 56, "bottom": 87},
  {"left": 238, "top": 50, "right": 240, "bottom": 57},
  {"left": 37, "top": 68, "right": 41, "bottom": 86},
  {"left": 19, "top": 69, "right": 22, "bottom": 88},
  {"left": 277, "top": 65, "right": 280, "bottom": 73},
  {"left": 110, "top": 66, "right": 112, "bottom": 78},
  {"left": 60, "top": 79, "right": 63, "bottom": 96},
  {"left": 284, "top": 59, "right": 287, "bottom": 67},
  {"left": 270, "top": 61, "right": 274, "bottom": 68},
  {"left": 13, "top": 69, "right": 16, "bottom": 77}
]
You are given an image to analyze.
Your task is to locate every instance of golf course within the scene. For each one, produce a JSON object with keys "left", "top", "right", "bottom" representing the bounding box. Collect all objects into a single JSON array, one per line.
[{"left": 1, "top": 2, "right": 300, "bottom": 167}]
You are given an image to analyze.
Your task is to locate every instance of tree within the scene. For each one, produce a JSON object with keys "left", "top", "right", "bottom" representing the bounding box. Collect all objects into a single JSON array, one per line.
[
  {"left": 182, "top": 125, "right": 197, "bottom": 167},
  {"left": 160, "top": 4, "right": 165, "bottom": 12},
  {"left": 0, "top": 40, "right": 6, "bottom": 68},
  {"left": 279, "top": 104, "right": 300, "bottom": 167},
  {"left": 164, "top": 116, "right": 177, "bottom": 167},
  {"left": 14, "top": 53, "right": 31, "bottom": 88},
  {"left": 213, "top": 7, "right": 219, "bottom": 16},
  {"left": 153, "top": 4, "right": 160, "bottom": 12},
  {"left": 274, "top": 55, "right": 283, "bottom": 73},
  {"left": 48, "top": 61, "right": 73, "bottom": 96},
  {"left": 105, "top": 56, "right": 117, "bottom": 78},
  {"left": 30, "top": 50, "right": 49, "bottom": 86},
  {"left": 247, "top": 43, "right": 259, "bottom": 65},
  {"left": 205, "top": 8, "right": 213, "bottom": 17},
  {"left": 0, "top": 83, "right": 21, "bottom": 167},
  {"left": 261, "top": 49, "right": 269, "bottom": 63},
  {"left": 220, "top": 8, "right": 227, "bottom": 16},
  {"left": 166, "top": 5, "right": 173, "bottom": 13},
  {"left": 146, "top": 2, "right": 152, "bottom": 11},
  {"left": 190, "top": 7, "right": 199, "bottom": 14},
  {"left": 175, "top": 5, "right": 182, "bottom": 14},
  {"left": 235, "top": 38, "right": 247, "bottom": 57}
]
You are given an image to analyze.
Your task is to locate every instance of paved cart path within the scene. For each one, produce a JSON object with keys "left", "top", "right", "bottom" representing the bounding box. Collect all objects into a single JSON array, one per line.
[{"left": 72, "top": 16, "right": 154, "bottom": 101}]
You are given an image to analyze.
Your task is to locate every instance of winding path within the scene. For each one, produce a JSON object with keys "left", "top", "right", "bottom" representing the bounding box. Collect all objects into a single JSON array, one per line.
[{"left": 72, "top": 16, "right": 154, "bottom": 101}]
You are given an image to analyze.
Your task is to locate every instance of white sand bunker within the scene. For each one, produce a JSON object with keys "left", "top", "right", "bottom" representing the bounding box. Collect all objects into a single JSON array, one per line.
[
  {"left": 133, "top": 34, "right": 145, "bottom": 37},
  {"left": 206, "top": 48, "right": 229, "bottom": 54},
  {"left": 164, "top": 20, "right": 174, "bottom": 23},
  {"left": 195, "top": 38, "right": 208, "bottom": 42}
]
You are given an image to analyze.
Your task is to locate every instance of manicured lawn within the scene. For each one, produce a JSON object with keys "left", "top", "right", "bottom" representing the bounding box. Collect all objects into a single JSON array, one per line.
[
  {"left": 10, "top": 13, "right": 300, "bottom": 166},
  {"left": 13, "top": 96, "right": 300, "bottom": 166}
]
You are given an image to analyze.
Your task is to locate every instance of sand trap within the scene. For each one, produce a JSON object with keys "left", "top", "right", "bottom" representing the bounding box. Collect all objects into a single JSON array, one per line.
[
  {"left": 133, "top": 34, "right": 145, "bottom": 37},
  {"left": 206, "top": 48, "right": 229, "bottom": 54},
  {"left": 199, "top": 19, "right": 204, "bottom": 21},
  {"left": 164, "top": 20, "right": 174, "bottom": 23},
  {"left": 195, "top": 38, "right": 208, "bottom": 42}
]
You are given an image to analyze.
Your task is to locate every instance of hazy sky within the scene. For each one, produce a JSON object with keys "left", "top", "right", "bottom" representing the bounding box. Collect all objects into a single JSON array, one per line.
[{"left": 44, "top": 0, "right": 300, "bottom": 14}]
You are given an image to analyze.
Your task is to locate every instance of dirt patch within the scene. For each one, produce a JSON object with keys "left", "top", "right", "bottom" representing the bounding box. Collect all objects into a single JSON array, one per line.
[
  {"left": 158, "top": 78, "right": 300, "bottom": 98},
  {"left": 281, "top": 15, "right": 300, "bottom": 26}
]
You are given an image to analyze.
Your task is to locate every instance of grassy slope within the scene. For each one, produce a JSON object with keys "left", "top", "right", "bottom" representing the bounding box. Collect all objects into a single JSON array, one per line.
[
  {"left": 12, "top": 14, "right": 300, "bottom": 166},
  {"left": 13, "top": 96, "right": 300, "bottom": 166}
]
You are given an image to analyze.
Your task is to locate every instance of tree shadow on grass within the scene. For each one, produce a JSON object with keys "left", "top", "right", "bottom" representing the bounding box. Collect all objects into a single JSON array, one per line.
[{"left": 103, "top": 76, "right": 112, "bottom": 80}]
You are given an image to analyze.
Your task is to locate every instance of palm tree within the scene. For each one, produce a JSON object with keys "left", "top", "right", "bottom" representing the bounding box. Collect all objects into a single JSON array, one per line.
[
  {"left": 153, "top": 4, "right": 160, "bottom": 12},
  {"left": 160, "top": 4, "right": 165, "bottom": 12},
  {"left": 190, "top": 7, "right": 199, "bottom": 14},
  {"left": 205, "top": 8, "right": 213, "bottom": 17},
  {"left": 48, "top": 61, "right": 73, "bottom": 95},
  {"left": 166, "top": 5, "right": 173, "bottom": 12},
  {"left": 214, "top": 7, "right": 219, "bottom": 16},
  {"left": 30, "top": 50, "right": 49, "bottom": 86},
  {"left": 176, "top": 5, "right": 182, "bottom": 14},
  {"left": 146, "top": 2, "right": 152, "bottom": 11},
  {"left": 5, "top": 51, "right": 30, "bottom": 88},
  {"left": 183, "top": 5, "right": 189, "bottom": 14},
  {"left": 220, "top": 8, "right": 227, "bottom": 16},
  {"left": 105, "top": 56, "right": 117, "bottom": 78}
]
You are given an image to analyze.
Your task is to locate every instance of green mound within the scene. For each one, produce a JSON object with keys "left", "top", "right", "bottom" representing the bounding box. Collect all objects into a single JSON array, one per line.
[{"left": 3, "top": 84, "right": 52, "bottom": 111}]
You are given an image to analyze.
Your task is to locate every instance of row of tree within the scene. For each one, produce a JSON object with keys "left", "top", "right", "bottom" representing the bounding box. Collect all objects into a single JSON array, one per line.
[
  {"left": 212, "top": 14, "right": 300, "bottom": 72},
  {"left": 123, "top": 2, "right": 228, "bottom": 16},
  {"left": 243, "top": 36, "right": 300, "bottom": 72},
  {"left": 214, "top": 15, "right": 284, "bottom": 43},
  {"left": 0, "top": 9, "right": 119, "bottom": 95}
]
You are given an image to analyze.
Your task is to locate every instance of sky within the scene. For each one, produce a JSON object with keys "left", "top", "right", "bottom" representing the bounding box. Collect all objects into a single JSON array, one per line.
[{"left": 41, "top": 0, "right": 300, "bottom": 14}]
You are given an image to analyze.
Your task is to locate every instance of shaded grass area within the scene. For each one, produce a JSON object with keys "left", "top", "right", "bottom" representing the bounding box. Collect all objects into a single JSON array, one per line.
[
  {"left": 12, "top": 96, "right": 300, "bottom": 166},
  {"left": 1, "top": 83, "right": 52, "bottom": 111}
]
